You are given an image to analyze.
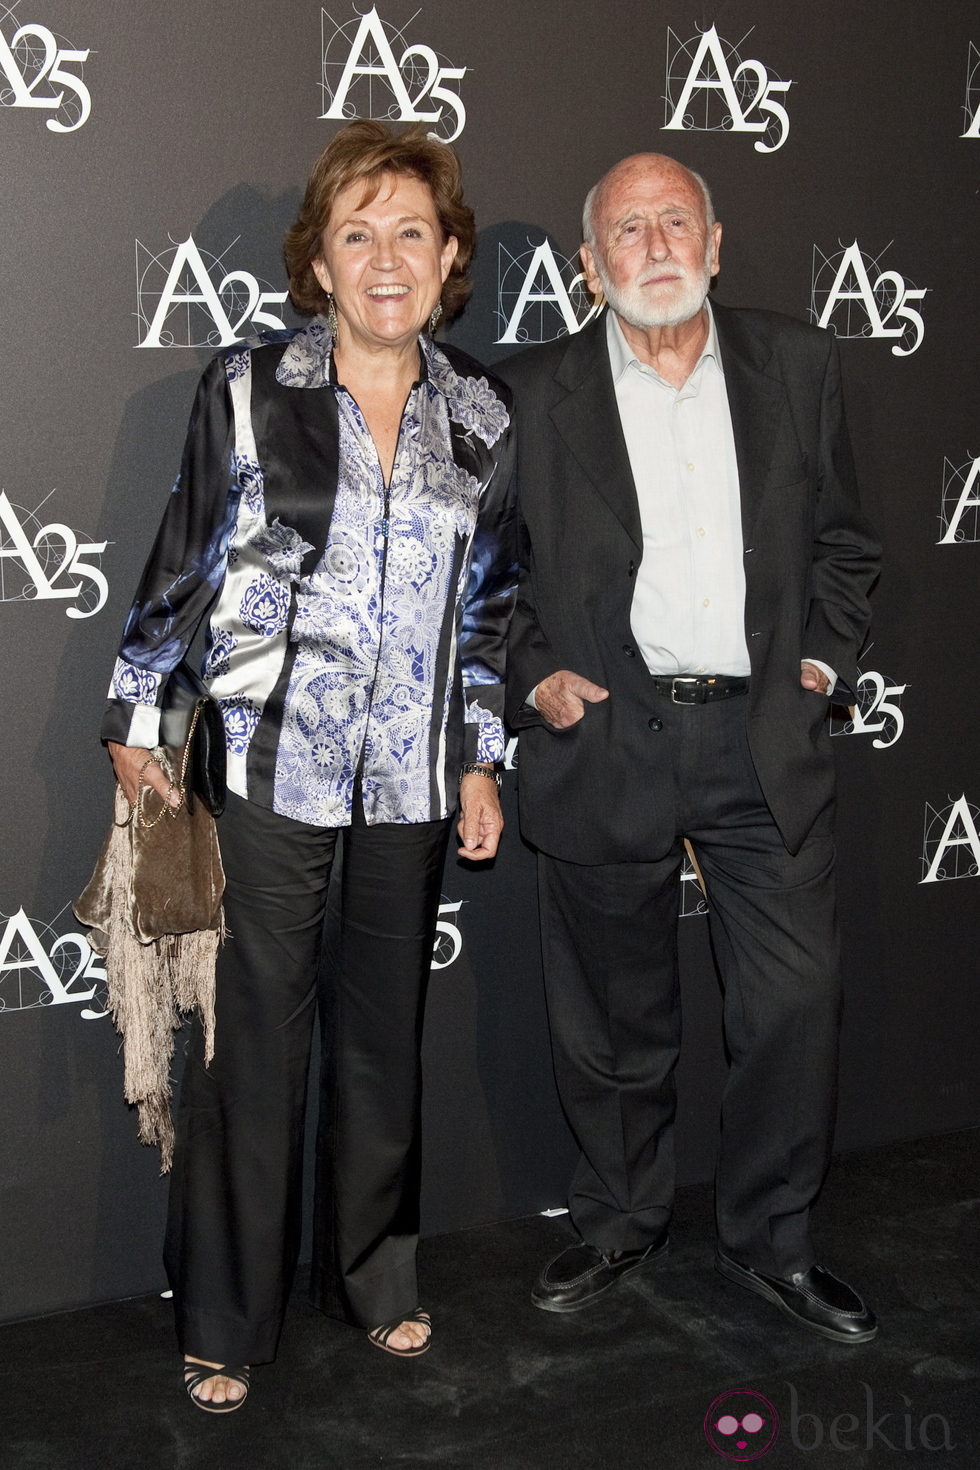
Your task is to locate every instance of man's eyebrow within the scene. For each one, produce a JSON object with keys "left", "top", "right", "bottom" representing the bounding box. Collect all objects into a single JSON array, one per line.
[{"left": 610, "top": 204, "right": 697, "bottom": 230}]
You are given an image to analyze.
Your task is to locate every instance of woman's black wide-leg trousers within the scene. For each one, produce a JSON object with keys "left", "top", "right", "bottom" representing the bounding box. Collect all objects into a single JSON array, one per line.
[{"left": 164, "top": 791, "right": 451, "bottom": 1364}]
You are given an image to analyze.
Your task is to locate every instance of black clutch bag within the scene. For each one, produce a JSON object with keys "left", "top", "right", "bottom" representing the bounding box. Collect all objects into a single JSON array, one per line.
[{"left": 158, "top": 659, "right": 227, "bottom": 817}]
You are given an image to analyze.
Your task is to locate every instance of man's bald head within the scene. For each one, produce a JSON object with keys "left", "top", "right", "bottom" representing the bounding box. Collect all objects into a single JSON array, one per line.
[{"left": 583, "top": 153, "right": 715, "bottom": 247}]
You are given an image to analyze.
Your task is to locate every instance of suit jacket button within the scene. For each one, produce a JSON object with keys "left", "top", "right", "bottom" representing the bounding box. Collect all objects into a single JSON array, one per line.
[
  {"left": 623, "top": 644, "right": 636, "bottom": 657},
  {"left": 648, "top": 717, "right": 663, "bottom": 732}
]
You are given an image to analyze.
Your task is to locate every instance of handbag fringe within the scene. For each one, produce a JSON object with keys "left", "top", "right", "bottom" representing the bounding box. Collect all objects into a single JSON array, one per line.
[{"left": 77, "top": 786, "right": 221, "bottom": 1172}]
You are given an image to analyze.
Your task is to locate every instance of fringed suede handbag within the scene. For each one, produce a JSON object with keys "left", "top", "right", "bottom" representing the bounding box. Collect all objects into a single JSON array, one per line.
[{"left": 75, "top": 689, "right": 227, "bottom": 1170}]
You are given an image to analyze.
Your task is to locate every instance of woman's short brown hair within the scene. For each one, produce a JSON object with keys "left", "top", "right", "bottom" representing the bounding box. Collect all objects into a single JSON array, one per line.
[{"left": 284, "top": 120, "right": 475, "bottom": 321}]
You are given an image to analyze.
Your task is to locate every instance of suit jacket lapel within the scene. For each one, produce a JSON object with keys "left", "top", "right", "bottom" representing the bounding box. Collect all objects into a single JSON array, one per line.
[
  {"left": 546, "top": 307, "right": 797, "bottom": 554},
  {"left": 549, "top": 316, "right": 642, "bottom": 550},
  {"left": 712, "top": 303, "right": 791, "bottom": 547}
]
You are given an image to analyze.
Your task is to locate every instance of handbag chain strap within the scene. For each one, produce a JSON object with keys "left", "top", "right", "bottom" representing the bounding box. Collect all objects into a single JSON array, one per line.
[{"left": 128, "top": 700, "right": 204, "bottom": 829}]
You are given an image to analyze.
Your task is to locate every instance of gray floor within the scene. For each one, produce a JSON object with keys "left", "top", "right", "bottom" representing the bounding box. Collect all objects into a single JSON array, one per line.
[{"left": 3, "top": 1129, "right": 979, "bottom": 1468}]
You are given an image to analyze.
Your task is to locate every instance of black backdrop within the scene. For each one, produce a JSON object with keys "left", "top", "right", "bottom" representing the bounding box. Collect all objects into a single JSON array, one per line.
[{"left": 2, "top": 0, "right": 978, "bottom": 1323}]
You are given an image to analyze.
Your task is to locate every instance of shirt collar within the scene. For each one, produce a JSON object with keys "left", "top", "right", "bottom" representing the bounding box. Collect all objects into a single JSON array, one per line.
[
  {"left": 273, "top": 320, "right": 509, "bottom": 447},
  {"left": 275, "top": 316, "right": 438, "bottom": 391},
  {"left": 605, "top": 300, "right": 720, "bottom": 386},
  {"left": 274, "top": 316, "right": 334, "bottom": 388}
]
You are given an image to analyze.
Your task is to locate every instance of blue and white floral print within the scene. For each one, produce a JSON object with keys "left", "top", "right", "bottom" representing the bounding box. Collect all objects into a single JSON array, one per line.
[
  {"left": 203, "top": 627, "right": 236, "bottom": 680},
  {"left": 220, "top": 696, "right": 262, "bottom": 756},
  {"left": 274, "top": 379, "right": 480, "bottom": 823},
  {"left": 103, "top": 318, "right": 517, "bottom": 827},
  {"left": 239, "top": 574, "right": 290, "bottom": 637},
  {"left": 274, "top": 317, "right": 333, "bottom": 389},
  {"left": 236, "top": 455, "right": 264, "bottom": 515},
  {"left": 428, "top": 347, "right": 510, "bottom": 448},
  {"left": 247, "top": 520, "right": 315, "bottom": 584},
  {"left": 110, "top": 658, "right": 159, "bottom": 704}
]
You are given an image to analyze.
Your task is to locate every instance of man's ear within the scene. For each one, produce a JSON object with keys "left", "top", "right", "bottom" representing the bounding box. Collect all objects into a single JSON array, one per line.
[
  {"left": 581, "top": 243, "right": 602, "bottom": 299},
  {"left": 708, "top": 221, "right": 722, "bottom": 278}
]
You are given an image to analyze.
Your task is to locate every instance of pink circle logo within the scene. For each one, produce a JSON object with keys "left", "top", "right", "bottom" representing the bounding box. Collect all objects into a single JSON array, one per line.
[{"left": 704, "top": 1389, "right": 780, "bottom": 1460}]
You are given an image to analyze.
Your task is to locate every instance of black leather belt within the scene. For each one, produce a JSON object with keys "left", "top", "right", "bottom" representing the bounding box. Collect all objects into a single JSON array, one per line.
[{"left": 649, "top": 675, "right": 750, "bottom": 705}]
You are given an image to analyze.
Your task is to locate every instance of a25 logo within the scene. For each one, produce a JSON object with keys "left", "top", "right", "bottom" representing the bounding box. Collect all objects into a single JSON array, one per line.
[
  {"left": 811, "top": 241, "right": 927, "bottom": 357},
  {"left": 135, "top": 235, "right": 289, "bottom": 349},
  {"left": 496, "top": 236, "right": 603, "bottom": 346},
  {"left": 0, "top": 9, "right": 90, "bottom": 133},
  {"left": 0, "top": 906, "right": 106, "bottom": 1018},
  {"left": 831, "top": 664, "right": 906, "bottom": 750},
  {"left": 920, "top": 795, "right": 980, "bottom": 885},
  {"left": 431, "top": 898, "right": 464, "bottom": 970},
  {"left": 663, "top": 25, "right": 792, "bottom": 154},
  {"left": 320, "top": 5, "right": 466, "bottom": 142},
  {"left": 938, "top": 455, "right": 980, "bottom": 544},
  {"left": 0, "top": 490, "right": 107, "bottom": 618}
]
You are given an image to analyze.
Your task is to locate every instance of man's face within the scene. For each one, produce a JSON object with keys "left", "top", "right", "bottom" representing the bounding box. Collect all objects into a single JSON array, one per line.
[{"left": 581, "top": 156, "right": 722, "bottom": 330}]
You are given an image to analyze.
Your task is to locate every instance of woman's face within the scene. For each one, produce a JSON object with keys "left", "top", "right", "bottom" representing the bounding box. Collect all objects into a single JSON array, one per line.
[{"left": 313, "top": 172, "right": 458, "bottom": 356}]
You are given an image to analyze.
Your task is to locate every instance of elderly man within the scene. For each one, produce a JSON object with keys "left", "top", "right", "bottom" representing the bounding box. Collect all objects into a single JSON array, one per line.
[{"left": 499, "top": 154, "right": 880, "bottom": 1342}]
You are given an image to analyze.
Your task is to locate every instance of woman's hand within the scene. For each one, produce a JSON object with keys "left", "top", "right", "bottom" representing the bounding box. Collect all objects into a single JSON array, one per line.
[
  {"left": 107, "top": 741, "right": 180, "bottom": 809},
  {"left": 456, "top": 772, "right": 503, "bottom": 861}
]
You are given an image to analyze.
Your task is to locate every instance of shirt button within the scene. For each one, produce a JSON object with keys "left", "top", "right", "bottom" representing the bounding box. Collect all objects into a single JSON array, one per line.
[
  {"left": 697, "top": 527, "right": 706, "bottom": 538},
  {"left": 702, "top": 598, "right": 710, "bottom": 608},
  {"left": 686, "top": 462, "right": 695, "bottom": 471},
  {"left": 648, "top": 717, "right": 663, "bottom": 732},
  {"left": 623, "top": 644, "right": 637, "bottom": 657}
]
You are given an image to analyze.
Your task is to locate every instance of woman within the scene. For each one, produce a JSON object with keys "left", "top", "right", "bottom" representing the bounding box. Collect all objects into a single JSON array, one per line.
[{"left": 104, "top": 121, "right": 516, "bottom": 1410}]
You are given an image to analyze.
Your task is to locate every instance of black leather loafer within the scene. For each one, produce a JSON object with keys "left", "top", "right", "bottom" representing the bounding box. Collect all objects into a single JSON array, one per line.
[
  {"left": 532, "top": 1235, "right": 669, "bottom": 1313},
  {"left": 716, "top": 1252, "right": 878, "bottom": 1343}
]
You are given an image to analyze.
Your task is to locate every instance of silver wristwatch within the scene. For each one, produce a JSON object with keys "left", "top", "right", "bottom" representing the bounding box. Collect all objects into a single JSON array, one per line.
[{"left": 459, "top": 762, "right": 502, "bottom": 790}]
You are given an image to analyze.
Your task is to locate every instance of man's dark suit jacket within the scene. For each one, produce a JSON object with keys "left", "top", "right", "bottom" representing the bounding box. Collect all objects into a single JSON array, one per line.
[{"left": 498, "top": 304, "right": 880, "bottom": 864}]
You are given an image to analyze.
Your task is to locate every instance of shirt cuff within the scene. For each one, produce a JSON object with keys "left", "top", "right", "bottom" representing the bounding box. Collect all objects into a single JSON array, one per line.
[
  {"left": 802, "top": 658, "right": 837, "bottom": 695},
  {"left": 100, "top": 699, "right": 162, "bottom": 748},
  {"left": 464, "top": 698, "right": 505, "bottom": 764}
]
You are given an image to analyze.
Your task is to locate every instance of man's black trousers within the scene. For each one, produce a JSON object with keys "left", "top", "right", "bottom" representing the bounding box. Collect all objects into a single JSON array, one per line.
[{"left": 536, "top": 690, "right": 842, "bottom": 1279}]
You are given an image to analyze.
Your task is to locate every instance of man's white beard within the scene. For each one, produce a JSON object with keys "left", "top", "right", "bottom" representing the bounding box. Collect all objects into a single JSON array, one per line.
[{"left": 596, "top": 253, "right": 712, "bottom": 329}]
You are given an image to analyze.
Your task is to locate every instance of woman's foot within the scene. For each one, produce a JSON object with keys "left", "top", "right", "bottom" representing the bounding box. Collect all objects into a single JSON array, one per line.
[
  {"left": 368, "top": 1309, "right": 432, "bottom": 1357},
  {"left": 183, "top": 1358, "right": 250, "bottom": 1411}
]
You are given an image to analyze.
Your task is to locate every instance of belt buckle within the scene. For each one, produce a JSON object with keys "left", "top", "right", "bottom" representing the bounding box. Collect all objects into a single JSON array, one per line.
[{"left": 671, "top": 677, "right": 699, "bottom": 705}]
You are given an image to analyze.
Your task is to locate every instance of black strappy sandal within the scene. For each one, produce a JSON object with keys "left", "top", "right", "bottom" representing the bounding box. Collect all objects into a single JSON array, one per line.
[
  {"left": 183, "top": 1360, "right": 251, "bottom": 1412},
  {"left": 367, "top": 1309, "right": 432, "bottom": 1357}
]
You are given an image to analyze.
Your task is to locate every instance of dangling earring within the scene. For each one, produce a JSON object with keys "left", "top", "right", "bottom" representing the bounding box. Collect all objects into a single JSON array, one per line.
[
  {"left": 326, "top": 292, "right": 339, "bottom": 342},
  {"left": 428, "top": 302, "right": 443, "bottom": 335}
]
